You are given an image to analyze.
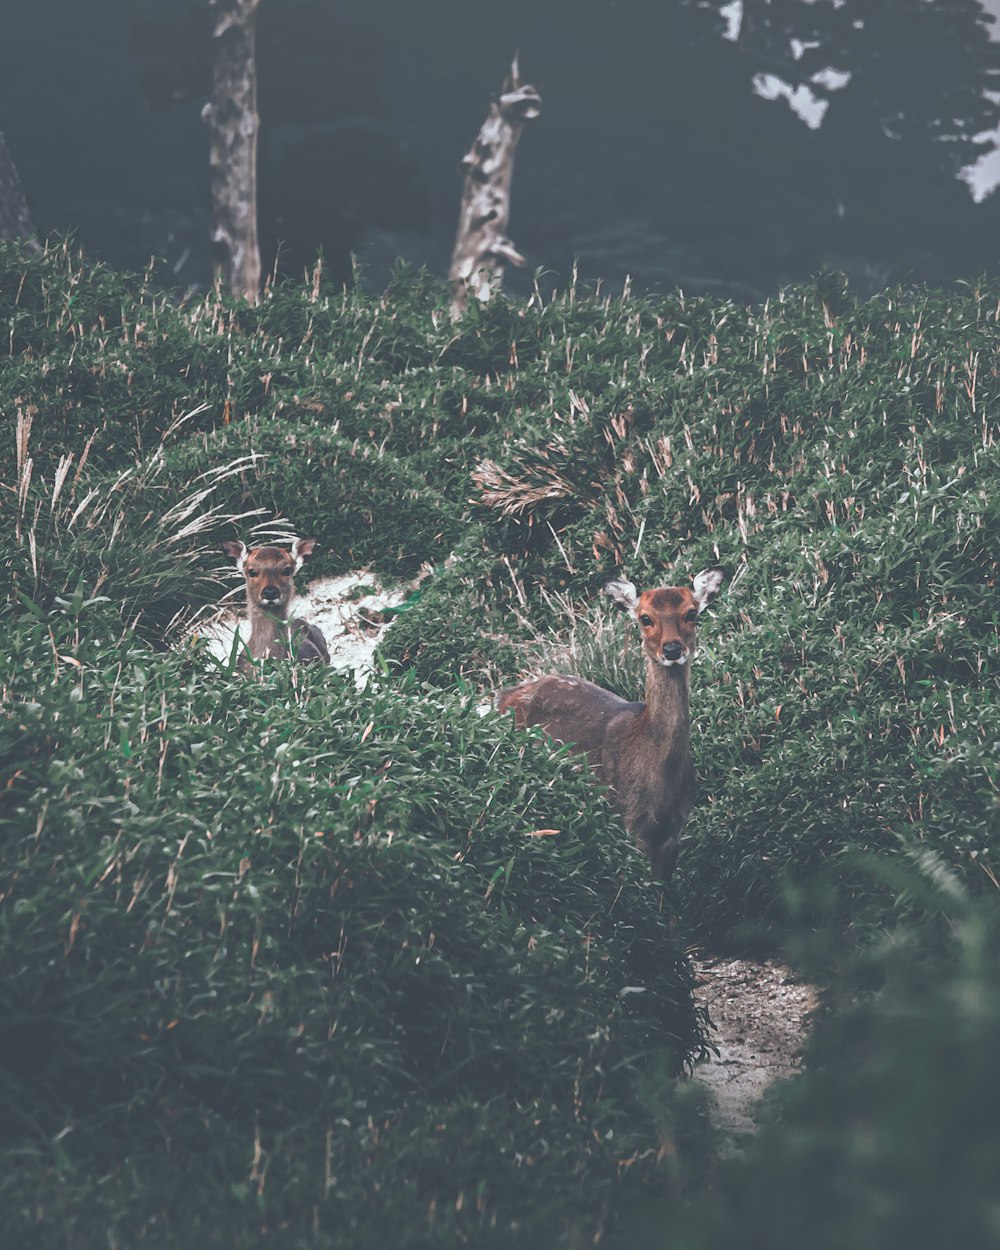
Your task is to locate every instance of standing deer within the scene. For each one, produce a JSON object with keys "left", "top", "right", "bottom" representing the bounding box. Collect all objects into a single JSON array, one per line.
[
  {"left": 497, "top": 567, "right": 724, "bottom": 881},
  {"left": 221, "top": 537, "right": 330, "bottom": 675}
]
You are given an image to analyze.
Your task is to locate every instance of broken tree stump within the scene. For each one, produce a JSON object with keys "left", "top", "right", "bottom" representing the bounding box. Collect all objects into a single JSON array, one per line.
[{"left": 448, "top": 58, "right": 541, "bottom": 320}]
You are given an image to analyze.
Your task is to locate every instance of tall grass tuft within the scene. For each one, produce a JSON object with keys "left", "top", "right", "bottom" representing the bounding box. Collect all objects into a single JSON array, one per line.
[{"left": 3, "top": 404, "right": 260, "bottom": 642}]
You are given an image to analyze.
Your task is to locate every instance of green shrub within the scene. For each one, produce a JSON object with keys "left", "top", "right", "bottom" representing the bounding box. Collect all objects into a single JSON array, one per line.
[
  {"left": 662, "top": 861, "right": 1000, "bottom": 1250},
  {"left": 6, "top": 241, "right": 997, "bottom": 937},
  {"left": 0, "top": 241, "right": 228, "bottom": 476},
  {"left": 5, "top": 239, "right": 1000, "bottom": 1245},
  {"left": 407, "top": 281, "right": 1000, "bottom": 943},
  {"left": 0, "top": 597, "right": 706, "bottom": 1247},
  {"left": 378, "top": 548, "right": 528, "bottom": 686},
  {"left": 159, "top": 419, "right": 462, "bottom": 579}
]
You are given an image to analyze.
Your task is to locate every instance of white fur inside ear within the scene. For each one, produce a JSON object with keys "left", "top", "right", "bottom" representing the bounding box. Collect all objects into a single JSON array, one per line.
[
  {"left": 234, "top": 542, "right": 248, "bottom": 574},
  {"left": 603, "top": 579, "right": 639, "bottom": 611},
  {"left": 290, "top": 538, "right": 305, "bottom": 572},
  {"left": 692, "top": 567, "right": 724, "bottom": 612}
]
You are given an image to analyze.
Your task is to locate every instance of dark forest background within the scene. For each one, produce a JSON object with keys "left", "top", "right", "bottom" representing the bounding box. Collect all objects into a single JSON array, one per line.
[{"left": 3, "top": 0, "right": 1000, "bottom": 300}]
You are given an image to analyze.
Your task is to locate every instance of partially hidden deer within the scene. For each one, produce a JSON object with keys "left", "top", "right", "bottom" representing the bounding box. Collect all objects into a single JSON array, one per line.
[
  {"left": 497, "top": 567, "right": 724, "bottom": 882},
  {"left": 221, "top": 537, "right": 331, "bottom": 675}
]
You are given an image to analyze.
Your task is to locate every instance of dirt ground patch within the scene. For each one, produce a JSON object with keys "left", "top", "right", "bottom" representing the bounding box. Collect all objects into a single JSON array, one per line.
[{"left": 690, "top": 954, "right": 817, "bottom": 1153}]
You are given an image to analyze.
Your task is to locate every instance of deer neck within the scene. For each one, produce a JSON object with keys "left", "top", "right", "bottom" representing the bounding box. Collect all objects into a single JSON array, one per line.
[
  {"left": 641, "top": 656, "right": 692, "bottom": 766},
  {"left": 246, "top": 602, "right": 292, "bottom": 659}
]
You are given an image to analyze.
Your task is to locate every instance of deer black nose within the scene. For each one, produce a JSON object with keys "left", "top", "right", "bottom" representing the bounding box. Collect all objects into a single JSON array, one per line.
[
  {"left": 261, "top": 587, "right": 281, "bottom": 603},
  {"left": 662, "top": 641, "right": 683, "bottom": 661}
]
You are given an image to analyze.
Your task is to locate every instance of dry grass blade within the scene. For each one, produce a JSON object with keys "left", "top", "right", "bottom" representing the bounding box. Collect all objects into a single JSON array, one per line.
[
  {"left": 50, "top": 453, "right": 74, "bottom": 512},
  {"left": 472, "top": 455, "right": 577, "bottom": 518},
  {"left": 15, "top": 405, "right": 32, "bottom": 476}
]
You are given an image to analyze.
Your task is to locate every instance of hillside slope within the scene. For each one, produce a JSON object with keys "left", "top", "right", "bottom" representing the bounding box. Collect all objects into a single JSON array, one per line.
[{"left": 1, "top": 244, "right": 998, "bottom": 1246}]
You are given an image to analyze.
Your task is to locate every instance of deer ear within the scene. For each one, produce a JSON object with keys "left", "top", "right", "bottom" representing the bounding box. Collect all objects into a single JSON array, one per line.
[
  {"left": 692, "top": 567, "right": 725, "bottom": 612},
  {"left": 603, "top": 579, "right": 639, "bottom": 611},
  {"left": 222, "top": 539, "right": 248, "bottom": 571},
  {"left": 290, "top": 537, "right": 317, "bottom": 571}
]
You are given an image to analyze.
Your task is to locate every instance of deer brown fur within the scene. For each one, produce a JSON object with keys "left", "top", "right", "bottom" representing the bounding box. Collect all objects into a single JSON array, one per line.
[
  {"left": 222, "top": 537, "right": 330, "bottom": 675},
  {"left": 497, "top": 568, "right": 724, "bottom": 881}
]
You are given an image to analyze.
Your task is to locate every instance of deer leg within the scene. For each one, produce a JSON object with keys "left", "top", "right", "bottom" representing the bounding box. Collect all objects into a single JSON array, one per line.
[{"left": 648, "top": 835, "right": 680, "bottom": 883}]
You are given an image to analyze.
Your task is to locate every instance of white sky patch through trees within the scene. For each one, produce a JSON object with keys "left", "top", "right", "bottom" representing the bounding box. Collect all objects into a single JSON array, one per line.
[{"left": 722, "top": 0, "right": 1000, "bottom": 198}]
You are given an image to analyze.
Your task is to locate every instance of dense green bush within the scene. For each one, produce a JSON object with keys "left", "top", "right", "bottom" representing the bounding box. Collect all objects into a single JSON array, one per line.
[
  {"left": 5, "top": 237, "right": 996, "bottom": 937},
  {"left": 3, "top": 241, "right": 1000, "bottom": 1246},
  {"left": 379, "top": 546, "right": 526, "bottom": 686},
  {"left": 411, "top": 282, "right": 1000, "bottom": 944},
  {"left": 0, "top": 597, "right": 705, "bottom": 1247},
  {"left": 661, "top": 861, "right": 1000, "bottom": 1250},
  {"left": 160, "top": 419, "right": 462, "bottom": 579}
]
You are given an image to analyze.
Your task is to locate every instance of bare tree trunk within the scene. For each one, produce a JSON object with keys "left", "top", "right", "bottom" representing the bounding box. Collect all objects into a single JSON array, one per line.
[
  {"left": 0, "top": 129, "right": 41, "bottom": 251},
  {"left": 448, "top": 58, "right": 541, "bottom": 320},
  {"left": 203, "top": 0, "right": 261, "bottom": 303}
]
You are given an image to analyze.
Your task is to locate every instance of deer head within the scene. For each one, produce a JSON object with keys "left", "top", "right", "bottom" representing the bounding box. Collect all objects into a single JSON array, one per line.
[
  {"left": 222, "top": 537, "right": 317, "bottom": 619},
  {"left": 604, "top": 567, "right": 724, "bottom": 667}
]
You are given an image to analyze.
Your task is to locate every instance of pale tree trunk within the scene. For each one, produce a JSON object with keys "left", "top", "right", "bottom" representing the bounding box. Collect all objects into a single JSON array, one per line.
[
  {"left": 203, "top": 0, "right": 261, "bottom": 303},
  {"left": 0, "top": 129, "right": 41, "bottom": 251},
  {"left": 449, "top": 58, "right": 541, "bottom": 320}
]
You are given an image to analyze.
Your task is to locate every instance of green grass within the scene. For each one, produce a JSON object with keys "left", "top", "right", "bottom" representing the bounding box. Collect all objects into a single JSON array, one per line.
[
  {"left": 0, "top": 594, "right": 705, "bottom": 1247},
  {"left": 2, "top": 240, "right": 1000, "bottom": 1245}
]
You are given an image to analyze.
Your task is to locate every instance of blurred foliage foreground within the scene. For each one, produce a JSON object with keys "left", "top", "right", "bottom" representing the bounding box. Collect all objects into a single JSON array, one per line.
[{"left": 0, "top": 243, "right": 998, "bottom": 1246}]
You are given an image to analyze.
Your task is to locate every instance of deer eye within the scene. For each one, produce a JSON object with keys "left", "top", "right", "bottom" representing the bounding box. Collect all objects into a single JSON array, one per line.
[
  {"left": 247, "top": 569, "right": 259, "bottom": 578},
  {"left": 639, "top": 614, "right": 653, "bottom": 627},
  {"left": 686, "top": 609, "right": 699, "bottom": 622}
]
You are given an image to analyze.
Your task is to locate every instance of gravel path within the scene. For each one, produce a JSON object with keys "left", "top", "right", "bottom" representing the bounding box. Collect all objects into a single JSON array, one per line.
[{"left": 690, "top": 954, "right": 817, "bottom": 1153}]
